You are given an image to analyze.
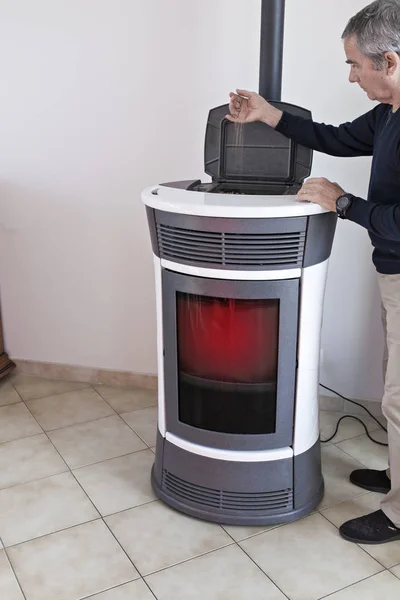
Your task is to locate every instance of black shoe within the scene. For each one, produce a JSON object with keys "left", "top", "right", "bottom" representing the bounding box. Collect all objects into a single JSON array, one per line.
[
  {"left": 339, "top": 510, "right": 400, "bottom": 544},
  {"left": 350, "top": 469, "right": 391, "bottom": 494}
]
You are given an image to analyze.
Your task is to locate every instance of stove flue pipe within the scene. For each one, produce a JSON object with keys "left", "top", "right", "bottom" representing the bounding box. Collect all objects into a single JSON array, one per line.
[{"left": 259, "top": 0, "right": 286, "bottom": 102}]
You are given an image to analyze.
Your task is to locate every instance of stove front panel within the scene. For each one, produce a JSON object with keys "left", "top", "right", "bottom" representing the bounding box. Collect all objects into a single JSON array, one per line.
[{"left": 162, "top": 269, "right": 299, "bottom": 451}]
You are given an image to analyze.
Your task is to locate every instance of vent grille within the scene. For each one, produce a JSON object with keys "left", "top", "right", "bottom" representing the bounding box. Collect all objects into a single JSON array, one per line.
[
  {"left": 156, "top": 224, "right": 305, "bottom": 268},
  {"left": 163, "top": 470, "right": 293, "bottom": 513}
]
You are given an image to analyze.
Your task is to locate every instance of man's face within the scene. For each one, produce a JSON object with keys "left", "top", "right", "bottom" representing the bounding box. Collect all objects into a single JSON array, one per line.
[{"left": 344, "top": 35, "right": 394, "bottom": 103}]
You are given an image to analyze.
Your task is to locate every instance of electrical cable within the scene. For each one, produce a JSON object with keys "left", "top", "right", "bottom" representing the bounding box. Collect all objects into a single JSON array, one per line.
[{"left": 319, "top": 383, "right": 388, "bottom": 447}]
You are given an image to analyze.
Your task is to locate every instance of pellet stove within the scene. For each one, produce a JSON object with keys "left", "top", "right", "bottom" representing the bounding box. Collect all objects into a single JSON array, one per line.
[{"left": 142, "top": 0, "right": 336, "bottom": 525}]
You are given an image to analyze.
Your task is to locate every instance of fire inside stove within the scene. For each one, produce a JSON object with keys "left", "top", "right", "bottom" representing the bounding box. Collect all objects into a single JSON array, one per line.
[{"left": 177, "top": 293, "right": 279, "bottom": 435}]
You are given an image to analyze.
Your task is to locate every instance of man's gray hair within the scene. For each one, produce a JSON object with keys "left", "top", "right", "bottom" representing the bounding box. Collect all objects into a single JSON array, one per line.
[{"left": 342, "top": 0, "right": 400, "bottom": 69}]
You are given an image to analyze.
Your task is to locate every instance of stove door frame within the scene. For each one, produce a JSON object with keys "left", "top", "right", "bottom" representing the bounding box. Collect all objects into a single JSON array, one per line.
[{"left": 162, "top": 269, "right": 299, "bottom": 452}]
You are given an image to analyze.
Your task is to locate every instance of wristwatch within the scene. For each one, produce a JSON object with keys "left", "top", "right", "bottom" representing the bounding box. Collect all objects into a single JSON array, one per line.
[{"left": 336, "top": 193, "right": 354, "bottom": 219}]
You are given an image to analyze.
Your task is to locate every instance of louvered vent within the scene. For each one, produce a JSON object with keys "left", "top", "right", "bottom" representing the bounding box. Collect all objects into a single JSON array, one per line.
[
  {"left": 156, "top": 224, "right": 305, "bottom": 268},
  {"left": 163, "top": 470, "right": 293, "bottom": 512}
]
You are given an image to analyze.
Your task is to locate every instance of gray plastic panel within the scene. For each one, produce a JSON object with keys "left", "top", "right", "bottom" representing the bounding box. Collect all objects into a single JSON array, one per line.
[
  {"left": 154, "top": 208, "right": 308, "bottom": 271},
  {"left": 151, "top": 432, "right": 323, "bottom": 525},
  {"left": 145, "top": 206, "right": 159, "bottom": 257},
  {"left": 303, "top": 212, "right": 337, "bottom": 268},
  {"left": 162, "top": 269, "right": 299, "bottom": 451},
  {"left": 294, "top": 438, "right": 324, "bottom": 509}
]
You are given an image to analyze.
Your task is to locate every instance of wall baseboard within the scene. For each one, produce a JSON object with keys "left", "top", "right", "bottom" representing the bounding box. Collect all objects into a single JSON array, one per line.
[
  {"left": 13, "top": 359, "right": 157, "bottom": 391},
  {"left": 319, "top": 394, "right": 384, "bottom": 418}
]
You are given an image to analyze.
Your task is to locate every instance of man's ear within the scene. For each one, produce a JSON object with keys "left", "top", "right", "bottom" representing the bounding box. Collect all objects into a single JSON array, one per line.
[{"left": 385, "top": 51, "right": 400, "bottom": 75}]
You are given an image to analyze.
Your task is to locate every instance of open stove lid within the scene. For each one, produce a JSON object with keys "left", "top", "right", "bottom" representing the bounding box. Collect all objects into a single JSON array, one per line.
[{"left": 204, "top": 101, "right": 313, "bottom": 187}]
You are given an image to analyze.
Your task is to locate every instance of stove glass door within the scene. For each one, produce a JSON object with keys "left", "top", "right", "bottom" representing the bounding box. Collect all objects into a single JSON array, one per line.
[{"left": 177, "top": 293, "right": 279, "bottom": 435}]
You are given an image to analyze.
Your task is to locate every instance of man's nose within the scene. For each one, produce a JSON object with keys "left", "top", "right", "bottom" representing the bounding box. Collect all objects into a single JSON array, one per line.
[{"left": 349, "top": 71, "right": 359, "bottom": 84}]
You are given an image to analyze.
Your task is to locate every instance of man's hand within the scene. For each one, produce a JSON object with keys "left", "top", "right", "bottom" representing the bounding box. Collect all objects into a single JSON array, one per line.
[
  {"left": 298, "top": 178, "right": 345, "bottom": 212},
  {"left": 226, "top": 89, "right": 283, "bottom": 129}
]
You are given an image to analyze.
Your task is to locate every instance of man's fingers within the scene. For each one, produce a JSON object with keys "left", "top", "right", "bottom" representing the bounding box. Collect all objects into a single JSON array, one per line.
[{"left": 236, "top": 88, "right": 254, "bottom": 98}]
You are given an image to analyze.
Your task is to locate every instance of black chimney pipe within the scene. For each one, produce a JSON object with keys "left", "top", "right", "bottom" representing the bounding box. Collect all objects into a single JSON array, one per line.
[{"left": 259, "top": 0, "right": 286, "bottom": 101}]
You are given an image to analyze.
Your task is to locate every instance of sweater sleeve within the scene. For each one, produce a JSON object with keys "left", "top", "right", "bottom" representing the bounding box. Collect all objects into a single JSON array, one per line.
[
  {"left": 275, "top": 106, "right": 381, "bottom": 157},
  {"left": 346, "top": 197, "right": 400, "bottom": 241}
]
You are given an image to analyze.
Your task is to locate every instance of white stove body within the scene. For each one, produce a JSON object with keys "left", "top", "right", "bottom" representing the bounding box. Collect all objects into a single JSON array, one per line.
[{"left": 143, "top": 183, "right": 336, "bottom": 525}]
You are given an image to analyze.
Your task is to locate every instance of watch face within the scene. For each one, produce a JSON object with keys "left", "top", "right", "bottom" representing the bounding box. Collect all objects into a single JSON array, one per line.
[{"left": 337, "top": 195, "right": 350, "bottom": 210}]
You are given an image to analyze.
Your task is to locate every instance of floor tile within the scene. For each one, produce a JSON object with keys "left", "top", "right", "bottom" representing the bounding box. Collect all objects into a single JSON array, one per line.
[
  {"left": 222, "top": 523, "right": 276, "bottom": 542},
  {"left": 336, "top": 432, "right": 389, "bottom": 471},
  {"left": 105, "top": 500, "right": 232, "bottom": 576},
  {"left": 73, "top": 450, "right": 156, "bottom": 516},
  {"left": 323, "top": 571, "right": 400, "bottom": 599},
  {"left": 0, "top": 403, "right": 42, "bottom": 444},
  {"left": 321, "top": 492, "right": 382, "bottom": 527},
  {"left": 87, "top": 580, "right": 155, "bottom": 599},
  {"left": 0, "top": 472, "right": 99, "bottom": 547},
  {"left": 48, "top": 415, "right": 146, "bottom": 469},
  {"left": 319, "top": 395, "right": 344, "bottom": 412},
  {"left": 344, "top": 399, "right": 384, "bottom": 417},
  {"left": 0, "top": 550, "right": 24, "bottom": 600},
  {"left": 0, "top": 434, "right": 67, "bottom": 490},
  {"left": 26, "top": 387, "right": 115, "bottom": 431},
  {"left": 0, "top": 380, "right": 21, "bottom": 407},
  {"left": 8, "top": 520, "right": 139, "bottom": 600},
  {"left": 11, "top": 374, "right": 88, "bottom": 401},
  {"left": 240, "top": 513, "right": 382, "bottom": 600},
  {"left": 121, "top": 407, "right": 157, "bottom": 447},
  {"left": 320, "top": 411, "right": 382, "bottom": 444},
  {"left": 319, "top": 445, "right": 370, "bottom": 510},
  {"left": 94, "top": 385, "right": 157, "bottom": 414},
  {"left": 146, "top": 545, "right": 286, "bottom": 600}
]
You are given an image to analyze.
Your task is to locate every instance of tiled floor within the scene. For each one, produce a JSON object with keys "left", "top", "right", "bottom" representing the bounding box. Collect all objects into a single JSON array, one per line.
[{"left": 0, "top": 375, "right": 399, "bottom": 600}]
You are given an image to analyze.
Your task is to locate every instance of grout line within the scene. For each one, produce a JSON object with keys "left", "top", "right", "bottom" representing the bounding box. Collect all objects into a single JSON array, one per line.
[
  {"left": 6, "top": 519, "right": 105, "bottom": 551},
  {"left": 3, "top": 547, "right": 28, "bottom": 600},
  {"left": 119, "top": 416, "right": 155, "bottom": 450},
  {"left": 40, "top": 413, "right": 124, "bottom": 434},
  {"left": 3, "top": 516, "right": 102, "bottom": 550},
  {"left": 79, "top": 580, "right": 142, "bottom": 600},
  {"left": 86, "top": 386, "right": 119, "bottom": 417},
  {"left": 317, "top": 489, "right": 372, "bottom": 513},
  {"left": 142, "top": 542, "right": 236, "bottom": 579},
  {"left": 142, "top": 578, "right": 159, "bottom": 599},
  {"left": 317, "top": 571, "right": 389, "bottom": 599},
  {"left": 318, "top": 511, "right": 388, "bottom": 570},
  {"left": 0, "top": 431, "right": 47, "bottom": 447},
  {"left": 92, "top": 386, "right": 157, "bottom": 415},
  {"left": 0, "top": 468, "right": 70, "bottom": 494},
  {"left": 55, "top": 447, "right": 150, "bottom": 471},
  {"left": 331, "top": 442, "right": 387, "bottom": 470},
  {"left": 235, "top": 542, "right": 290, "bottom": 600},
  {"left": 11, "top": 382, "right": 91, "bottom": 403},
  {"left": 99, "top": 499, "right": 158, "bottom": 520},
  {"left": 392, "top": 566, "right": 400, "bottom": 580},
  {"left": 101, "top": 516, "right": 147, "bottom": 578}
]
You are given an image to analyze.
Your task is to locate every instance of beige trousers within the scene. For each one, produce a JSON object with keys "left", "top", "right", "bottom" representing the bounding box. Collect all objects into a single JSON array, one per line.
[{"left": 378, "top": 273, "right": 400, "bottom": 527}]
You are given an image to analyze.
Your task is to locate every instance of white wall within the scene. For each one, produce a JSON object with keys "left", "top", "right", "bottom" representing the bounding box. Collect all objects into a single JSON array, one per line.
[
  {"left": 0, "top": 0, "right": 384, "bottom": 400},
  {"left": 0, "top": 0, "right": 260, "bottom": 374}
]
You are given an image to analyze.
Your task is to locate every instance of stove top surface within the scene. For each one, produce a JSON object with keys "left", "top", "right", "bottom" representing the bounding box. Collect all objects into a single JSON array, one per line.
[{"left": 142, "top": 182, "right": 328, "bottom": 219}]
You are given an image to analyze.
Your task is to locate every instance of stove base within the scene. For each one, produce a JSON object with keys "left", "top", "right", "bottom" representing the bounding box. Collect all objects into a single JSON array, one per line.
[{"left": 151, "top": 433, "right": 324, "bottom": 526}]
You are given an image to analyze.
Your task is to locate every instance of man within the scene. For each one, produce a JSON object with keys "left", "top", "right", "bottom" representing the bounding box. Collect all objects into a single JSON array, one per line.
[{"left": 228, "top": 0, "right": 400, "bottom": 545}]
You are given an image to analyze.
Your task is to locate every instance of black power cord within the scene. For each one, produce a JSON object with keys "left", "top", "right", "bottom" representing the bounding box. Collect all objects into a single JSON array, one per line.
[{"left": 319, "top": 383, "right": 388, "bottom": 447}]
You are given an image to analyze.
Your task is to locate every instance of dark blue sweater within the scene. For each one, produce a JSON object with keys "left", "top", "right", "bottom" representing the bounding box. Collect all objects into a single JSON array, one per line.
[{"left": 276, "top": 104, "right": 400, "bottom": 274}]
